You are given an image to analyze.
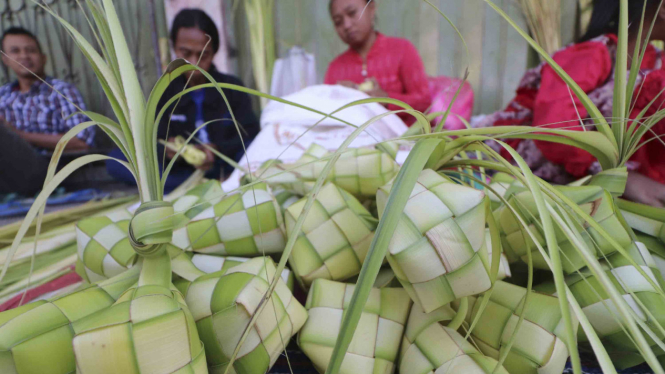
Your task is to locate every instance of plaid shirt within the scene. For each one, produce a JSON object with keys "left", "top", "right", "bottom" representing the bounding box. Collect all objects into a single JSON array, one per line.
[{"left": 0, "top": 77, "right": 94, "bottom": 148}]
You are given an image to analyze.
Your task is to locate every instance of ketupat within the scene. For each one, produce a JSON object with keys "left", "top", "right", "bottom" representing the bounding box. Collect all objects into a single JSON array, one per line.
[
  {"left": 0, "top": 266, "right": 139, "bottom": 374},
  {"left": 75, "top": 180, "right": 223, "bottom": 282},
  {"left": 257, "top": 143, "right": 400, "bottom": 199},
  {"left": 619, "top": 198, "right": 665, "bottom": 272},
  {"left": 298, "top": 278, "right": 412, "bottom": 374},
  {"left": 71, "top": 260, "right": 207, "bottom": 374},
  {"left": 171, "top": 182, "right": 286, "bottom": 256},
  {"left": 452, "top": 280, "right": 577, "bottom": 374},
  {"left": 399, "top": 303, "right": 510, "bottom": 374},
  {"left": 189, "top": 253, "right": 296, "bottom": 291},
  {"left": 567, "top": 241, "right": 665, "bottom": 369},
  {"left": 175, "top": 257, "right": 307, "bottom": 374},
  {"left": 481, "top": 228, "right": 512, "bottom": 280},
  {"left": 494, "top": 185, "right": 632, "bottom": 274},
  {"left": 284, "top": 183, "right": 378, "bottom": 287},
  {"left": 377, "top": 169, "right": 491, "bottom": 313}
]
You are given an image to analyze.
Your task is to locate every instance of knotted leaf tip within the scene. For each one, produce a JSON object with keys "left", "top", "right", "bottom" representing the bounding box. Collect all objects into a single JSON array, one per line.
[{"left": 129, "top": 201, "right": 175, "bottom": 256}]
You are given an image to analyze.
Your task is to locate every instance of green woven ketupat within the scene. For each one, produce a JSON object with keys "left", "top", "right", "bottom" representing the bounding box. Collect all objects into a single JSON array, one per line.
[
  {"left": 170, "top": 180, "right": 225, "bottom": 229},
  {"left": 0, "top": 269, "right": 138, "bottom": 374},
  {"left": 75, "top": 181, "right": 223, "bottom": 282},
  {"left": 75, "top": 209, "right": 135, "bottom": 283},
  {"left": 399, "top": 304, "right": 510, "bottom": 374},
  {"left": 284, "top": 183, "right": 378, "bottom": 286},
  {"left": 298, "top": 279, "right": 412, "bottom": 374},
  {"left": 494, "top": 186, "right": 632, "bottom": 274},
  {"left": 190, "top": 254, "right": 296, "bottom": 291},
  {"left": 175, "top": 257, "right": 307, "bottom": 374},
  {"left": 481, "top": 228, "right": 512, "bottom": 280},
  {"left": 293, "top": 147, "right": 400, "bottom": 199},
  {"left": 258, "top": 143, "right": 400, "bottom": 199},
  {"left": 618, "top": 198, "right": 665, "bottom": 275},
  {"left": 568, "top": 241, "right": 665, "bottom": 369},
  {"left": 377, "top": 169, "right": 491, "bottom": 314},
  {"left": 171, "top": 182, "right": 286, "bottom": 256},
  {"left": 71, "top": 282, "right": 207, "bottom": 374},
  {"left": 271, "top": 187, "right": 302, "bottom": 212},
  {"left": 452, "top": 280, "right": 578, "bottom": 374}
]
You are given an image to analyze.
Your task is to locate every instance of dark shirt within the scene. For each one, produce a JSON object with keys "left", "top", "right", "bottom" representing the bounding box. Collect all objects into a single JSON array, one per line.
[{"left": 157, "top": 66, "right": 259, "bottom": 176}]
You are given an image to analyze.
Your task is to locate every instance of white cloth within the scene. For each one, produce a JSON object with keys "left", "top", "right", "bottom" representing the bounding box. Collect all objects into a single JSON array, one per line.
[
  {"left": 269, "top": 46, "right": 317, "bottom": 98},
  {"left": 222, "top": 85, "right": 408, "bottom": 192}
]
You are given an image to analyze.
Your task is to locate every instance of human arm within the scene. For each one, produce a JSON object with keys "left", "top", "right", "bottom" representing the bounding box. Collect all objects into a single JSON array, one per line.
[
  {"left": 54, "top": 83, "right": 95, "bottom": 150},
  {"left": 0, "top": 115, "right": 88, "bottom": 151},
  {"left": 531, "top": 41, "right": 613, "bottom": 177}
]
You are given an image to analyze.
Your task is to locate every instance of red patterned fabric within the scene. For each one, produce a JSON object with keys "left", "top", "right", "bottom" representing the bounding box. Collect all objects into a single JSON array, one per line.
[
  {"left": 324, "top": 33, "right": 432, "bottom": 125},
  {"left": 0, "top": 268, "right": 81, "bottom": 311},
  {"left": 479, "top": 34, "right": 665, "bottom": 184}
]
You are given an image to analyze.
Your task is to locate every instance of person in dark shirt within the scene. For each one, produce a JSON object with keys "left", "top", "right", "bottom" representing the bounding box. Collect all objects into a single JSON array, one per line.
[{"left": 107, "top": 8, "right": 259, "bottom": 190}]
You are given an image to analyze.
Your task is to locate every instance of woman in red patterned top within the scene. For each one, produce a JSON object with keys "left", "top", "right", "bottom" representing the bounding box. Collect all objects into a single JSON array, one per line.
[
  {"left": 476, "top": 0, "right": 665, "bottom": 207},
  {"left": 326, "top": 0, "right": 432, "bottom": 125}
]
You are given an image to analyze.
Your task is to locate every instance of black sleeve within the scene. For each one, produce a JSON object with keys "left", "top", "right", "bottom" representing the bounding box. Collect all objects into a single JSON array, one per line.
[
  {"left": 216, "top": 76, "right": 260, "bottom": 160},
  {"left": 156, "top": 84, "right": 177, "bottom": 141}
]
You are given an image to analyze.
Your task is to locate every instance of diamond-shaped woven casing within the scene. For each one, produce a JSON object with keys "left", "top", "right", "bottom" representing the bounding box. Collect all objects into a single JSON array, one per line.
[
  {"left": 293, "top": 147, "right": 400, "bottom": 199},
  {"left": 74, "top": 181, "right": 224, "bottom": 282},
  {"left": 481, "top": 228, "right": 512, "bottom": 280},
  {"left": 453, "top": 280, "right": 577, "bottom": 374},
  {"left": 298, "top": 279, "right": 412, "bottom": 374},
  {"left": 170, "top": 180, "right": 225, "bottom": 228},
  {"left": 71, "top": 283, "right": 207, "bottom": 374},
  {"left": 377, "top": 169, "right": 490, "bottom": 313},
  {"left": 75, "top": 209, "right": 134, "bottom": 283},
  {"left": 260, "top": 143, "right": 399, "bottom": 199},
  {"left": 399, "top": 304, "right": 510, "bottom": 374},
  {"left": 619, "top": 198, "right": 665, "bottom": 277},
  {"left": 190, "top": 253, "right": 296, "bottom": 291},
  {"left": 284, "top": 183, "right": 378, "bottom": 286},
  {"left": 568, "top": 241, "right": 665, "bottom": 369},
  {"left": 176, "top": 257, "right": 307, "bottom": 374},
  {"left": 0, "top": 270, "right": 138, "bottom": 374},
  {"left": 171, "top": 182, "right": 286, "bottom": 256},
  {"left": 494, "top": 186, "right": 632, "bottom": 274}
]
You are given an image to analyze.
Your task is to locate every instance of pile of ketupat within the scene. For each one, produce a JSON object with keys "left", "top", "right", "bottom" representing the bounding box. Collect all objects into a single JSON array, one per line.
[{"left": 2, "top": 1, "right": 665, "bottom": 374}]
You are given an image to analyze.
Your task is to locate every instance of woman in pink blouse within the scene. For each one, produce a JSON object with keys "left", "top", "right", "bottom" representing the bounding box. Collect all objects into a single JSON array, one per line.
[{"left": 326, "top": 0, "right": 432, "bottom": 125}]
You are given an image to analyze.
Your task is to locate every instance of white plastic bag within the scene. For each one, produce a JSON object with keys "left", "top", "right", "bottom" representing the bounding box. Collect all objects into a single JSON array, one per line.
[
  {"left": 269, "top": 46, "right": 317, "bottom": 98},
  {"left": 222, "top": 85, "right": 408, "bottom": 192}
]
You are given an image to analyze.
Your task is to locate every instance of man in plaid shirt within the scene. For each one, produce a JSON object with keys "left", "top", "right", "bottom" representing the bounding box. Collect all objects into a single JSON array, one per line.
[{"left": 0, "top": 27, "right": 93, "bottom": 195}]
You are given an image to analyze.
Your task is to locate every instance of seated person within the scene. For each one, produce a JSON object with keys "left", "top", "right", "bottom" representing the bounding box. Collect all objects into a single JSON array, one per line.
[
  {"left": 0, "top": 27, "right": 93, "bottom": 196},
  {"left": 475, "top": 0, "right": 665, "bottom": 207},
  {"left": 325, "top": 0, "right": 432, "bottom": 126},
  {"left": 106, "top": 9, "right": 259, "bottom": 191}
]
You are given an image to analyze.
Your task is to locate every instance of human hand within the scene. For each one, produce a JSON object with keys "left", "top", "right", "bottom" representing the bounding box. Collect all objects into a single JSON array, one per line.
[
  {"left": 194, "top": 144, "right": 215, "bottom": 171},
  {"left": 164, "top": 137, "right": 178, "bottom": 160},
  {"left": 365, "top": 77, "right": 388, "bottom": 99},
  {"left": 337, "top": 80, "right": 358, "bottom": 89},
  {"left": 623, "top": 171, "right": 665, "bottom": 207}
]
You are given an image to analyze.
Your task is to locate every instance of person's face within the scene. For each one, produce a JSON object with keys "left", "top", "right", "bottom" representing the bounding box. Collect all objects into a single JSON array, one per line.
[
  {"left": 1, "top": 34, "right": 46, "bottom": 78},
  {"left": 173, "top": 27, "right": 215, "bottom": 79},
  {"left": 330, "top": 0, "right": 376, "bottom": 48}
]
